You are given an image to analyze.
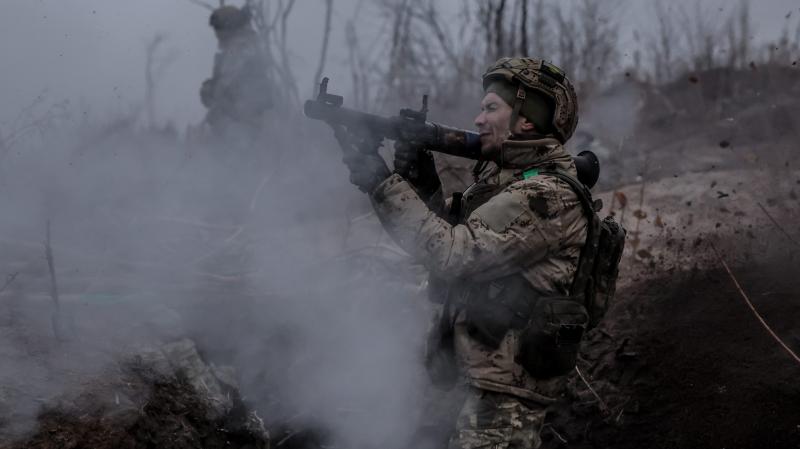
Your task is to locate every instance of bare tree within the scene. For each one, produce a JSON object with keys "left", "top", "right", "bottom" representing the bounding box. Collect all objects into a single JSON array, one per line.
[
  {"left": 518, "top": 0, "right": 529, "bottom": 55},
  {"left": 360, "top": 0, "right": 483, "bottom": 115},
  {"left": 572, "top": 0, "right": 619, "bottom": 95},
  {"left": 764, "top": 11, "right": 800, "bottom": 65},
  {"left": 681, "top": 2, "right": 721, "bottom": 72},
  {"left": 730, "top": 0, "right": 751, "bottom": 68},
  {"left": 649, "top": 2, "right": 679, "bottom": 83},
  {"left": 528, "top": 0, "right": 549, "bottom": 58},
  {"left": 345, "top": 20, "right": 369, "bottom": 109},
  {"left": 246, "top": 0, "right": 301, "bottom": 107},
  {"left": 0, "top": 95, "right": 69, "bottom": 159},
  {"left": 348, "top": 0, "right": 623, "bottom": 119},
  {"left": 552, "top": 4, "right": 578, "bottom": 82},
  {"left": 144, "top": 34, "right": 177, "bottom": 129},
  {"left": 312, "top": 0, "right": 335, "bottom": 95},
  {"left": 494, "top": 0, "right": 508, "bottom": 58}
]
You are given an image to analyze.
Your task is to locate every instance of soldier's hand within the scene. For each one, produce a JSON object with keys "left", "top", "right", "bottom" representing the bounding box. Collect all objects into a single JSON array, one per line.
[
  {"left": 334, "top": 126, "right": 391, "bottom": 194},
  {"left": 342, "top": 152, "right": 391, "bottom": 194},
  {"left": 394, "top": 140, "right": 441, "bottom": 199}
]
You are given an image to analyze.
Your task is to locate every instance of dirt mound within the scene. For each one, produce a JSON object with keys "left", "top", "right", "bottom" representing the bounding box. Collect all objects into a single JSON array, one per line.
[
  {"left": 3, "top": 376, "right": 263, "bottom": 449},
  {"left": 543, "top": 246, "right": 800, "bottom": 448},
  {"left": 586, "top": 64, "right": 800, "bottom": 188},
  {"left": 0, "top": 341, "right": 270, "bottom": 449}
]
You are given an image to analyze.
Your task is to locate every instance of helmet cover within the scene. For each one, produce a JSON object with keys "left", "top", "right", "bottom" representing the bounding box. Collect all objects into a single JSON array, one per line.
[{"left": 482, "top": 57, "right": 579, "bottom": 143}]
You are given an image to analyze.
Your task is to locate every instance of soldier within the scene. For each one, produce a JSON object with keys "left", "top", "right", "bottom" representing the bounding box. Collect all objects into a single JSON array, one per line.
[
  {"left": 337, "top": 58, "right": 587, "bottom": 449},
  {"left": 200, "top": 5, "right": 273, "bottom": 141}
]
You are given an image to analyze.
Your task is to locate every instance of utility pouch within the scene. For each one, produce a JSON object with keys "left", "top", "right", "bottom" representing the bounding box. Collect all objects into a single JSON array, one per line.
[
  {"left": 424, "top": 281, "right": 459, "bottom": 389},
  {"left": 517, "top": 296, "right": 588, "bottom": 378},
  {"left": 463, "top": 276, "right": 534, "bottom": 349},
  {"left": 424, "top": 325, "right": 458, "bottom": 389},
  {"left": 589, "top": 216, "right": 626, "bottom": 328}
]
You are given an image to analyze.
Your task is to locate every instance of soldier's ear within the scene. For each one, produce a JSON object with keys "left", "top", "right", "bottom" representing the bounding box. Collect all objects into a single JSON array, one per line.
[{"left": 518, "top": 117, "right": 535, "bottom": 133}]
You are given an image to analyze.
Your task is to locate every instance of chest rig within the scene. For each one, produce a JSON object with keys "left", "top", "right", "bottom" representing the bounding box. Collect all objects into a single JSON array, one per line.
[{"left": 439, "top": 166, "right": 550, "bottom": 349}]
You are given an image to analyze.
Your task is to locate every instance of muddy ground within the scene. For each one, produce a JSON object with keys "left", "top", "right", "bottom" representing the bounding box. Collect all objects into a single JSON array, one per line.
[
  {"left": 612, "top": 258, "right": 800, "bottom": 449},
  {"left": 542, "top": 238, "right": 800, "bottom": 449},
  {"left": 5, "top": 235, "right": 798, "bottom": 449}
]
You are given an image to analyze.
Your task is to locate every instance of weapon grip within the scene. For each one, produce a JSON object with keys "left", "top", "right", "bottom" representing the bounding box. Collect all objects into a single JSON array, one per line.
[{"left": 408, "top": 162, "right": 419, "bottom": 180}]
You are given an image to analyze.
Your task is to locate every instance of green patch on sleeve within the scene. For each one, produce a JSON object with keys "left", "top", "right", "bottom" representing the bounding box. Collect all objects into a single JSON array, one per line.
[{"left": 523, "top": 168, "right": 539, "bottom": 179}]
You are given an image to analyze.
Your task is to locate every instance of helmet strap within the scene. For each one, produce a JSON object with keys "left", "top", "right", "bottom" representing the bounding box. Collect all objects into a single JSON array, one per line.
[
  {"left": 471, "top": 159, "right": 490, "bottom": 182},
  {"left": 508, "top": 85, "right": 526, "bottom": 135}
]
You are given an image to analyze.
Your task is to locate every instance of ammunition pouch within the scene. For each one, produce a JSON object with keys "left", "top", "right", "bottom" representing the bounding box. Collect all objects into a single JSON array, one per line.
[
  {"left": 461, "top": 277, "right": 588, "bottom": 379},
  {"left": 423, "top": 278, "right": 459, "bottom": 389},
  {"left": 463, "top": 276, "right": 534, "bottom": 348},
  {"left": 424, "top": 325, "right": 459, "bottom": 389},
  {"left": 517, "top": 296, "right": 588, "bottom": 378}
]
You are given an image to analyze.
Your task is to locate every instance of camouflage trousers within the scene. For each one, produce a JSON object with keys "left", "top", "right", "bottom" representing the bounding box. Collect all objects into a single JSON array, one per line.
[{"left": 448, "top": 388, "right": 547, "bottom": 449}]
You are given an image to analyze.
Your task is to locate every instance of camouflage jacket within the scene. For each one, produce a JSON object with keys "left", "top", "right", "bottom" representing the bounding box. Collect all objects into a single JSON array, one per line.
[
  {"left": 370, "top": 137, "right": 588, "bottom": 403},
  {"left": 201, "top": 33, "right": 273, "bottom": 125}
]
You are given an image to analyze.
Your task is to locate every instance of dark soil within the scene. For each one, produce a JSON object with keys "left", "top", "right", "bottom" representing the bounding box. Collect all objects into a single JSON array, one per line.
[
  {"left": 563, "top": 250, "right": 800, "bottom": 449},
  {"left": 0, "top": 370, "right": 269, "bottom": 449},
  {"left": 5, "top": 249, "right": 799, "bottom": 449}
]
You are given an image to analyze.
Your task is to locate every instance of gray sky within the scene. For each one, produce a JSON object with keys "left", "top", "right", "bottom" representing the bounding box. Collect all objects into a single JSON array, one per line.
[
  {"left": 0, "top": 0, "right": 359, "bottom": 128},
  {"left": 1, "top": 0, "right": 798, "bottom": 129}
]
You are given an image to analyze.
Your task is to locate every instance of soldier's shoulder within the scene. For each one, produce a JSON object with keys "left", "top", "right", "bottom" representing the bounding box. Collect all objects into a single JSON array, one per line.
[
  {"left": 504, "top": 172, "right": 584, "bottom": 220},
  {"left": 506, "top": 172, "right": 574, "bottom": 195}
]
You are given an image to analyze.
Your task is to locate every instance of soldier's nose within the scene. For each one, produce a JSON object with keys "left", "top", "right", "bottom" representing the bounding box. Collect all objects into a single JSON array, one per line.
[{"left": 474, "top": 112, "right": 486, "bottom": 128}]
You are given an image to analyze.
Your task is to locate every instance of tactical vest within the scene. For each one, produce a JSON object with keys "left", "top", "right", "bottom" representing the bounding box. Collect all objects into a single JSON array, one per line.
[
  {"left": 454, "top": 173, "right": 542, "bottom": 348},
  {"left": 434, "top": 167, "right": 625, "bottom": 379}
]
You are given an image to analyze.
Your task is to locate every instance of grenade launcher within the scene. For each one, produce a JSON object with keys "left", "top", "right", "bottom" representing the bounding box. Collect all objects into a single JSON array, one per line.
[{"left": 304, "top": 78, "right": 599, "bottom": 188}]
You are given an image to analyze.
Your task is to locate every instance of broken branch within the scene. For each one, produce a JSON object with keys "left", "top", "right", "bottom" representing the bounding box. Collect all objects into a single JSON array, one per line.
[{"left": 186, "top": 0, "right": 216, "bottom": 11}]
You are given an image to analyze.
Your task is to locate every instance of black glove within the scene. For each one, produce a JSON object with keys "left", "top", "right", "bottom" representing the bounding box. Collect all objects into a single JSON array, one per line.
[
  {"left": 334, "top": 126, "right": 391, "bottom": 194},
  {"left": 393, "top": 140, "right": 441, "bottom": 200},
  {"left": 343, "top": 152, "right": 392, "bottom": 194}
]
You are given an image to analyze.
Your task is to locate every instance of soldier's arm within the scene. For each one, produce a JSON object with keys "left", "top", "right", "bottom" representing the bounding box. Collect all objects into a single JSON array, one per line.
[
  {"left": 422, "top": 185, "right": 449, "bottom": 218},
  {"left": 371, "top": 174, "right": 559, "bottom": 282}
]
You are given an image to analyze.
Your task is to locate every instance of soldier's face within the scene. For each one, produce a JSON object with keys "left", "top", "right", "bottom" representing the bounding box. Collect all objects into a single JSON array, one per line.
[{"left": 474, "top": 92, "right": 513, "bottom": 156}]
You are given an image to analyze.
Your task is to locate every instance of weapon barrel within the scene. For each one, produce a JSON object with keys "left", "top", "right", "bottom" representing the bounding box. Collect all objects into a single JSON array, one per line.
[
  {"left": 304, "top": 100, "right": 483, "bottom": 160},
  {"left": 426, "top": 124, "right": 482, "bottom": 160},
  {"left": 304, "top": 100, "right": 396, "bottom": 136}
]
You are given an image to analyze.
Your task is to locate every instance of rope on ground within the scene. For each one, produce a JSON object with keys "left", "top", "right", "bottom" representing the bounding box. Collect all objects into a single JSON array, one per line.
[
  {"left": 542, "top": 424, "right": 568, "bottom": 444},
  {"left": 574, "top": 365, "right": 610, "bottom": 416},
  {"left": 710, "top": 243, "right": 800, "bottom": 366},
  {"left": 757, "top": 201, "right": 800, "bottom": 249}
]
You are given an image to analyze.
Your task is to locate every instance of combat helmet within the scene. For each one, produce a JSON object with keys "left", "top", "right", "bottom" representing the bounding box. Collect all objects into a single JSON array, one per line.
[
  {"left": 482, "top": 57, "right": 579, "bottom": 143},
  {"left": 209, "top": 5, "right": 251, "bottom": 31}
]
